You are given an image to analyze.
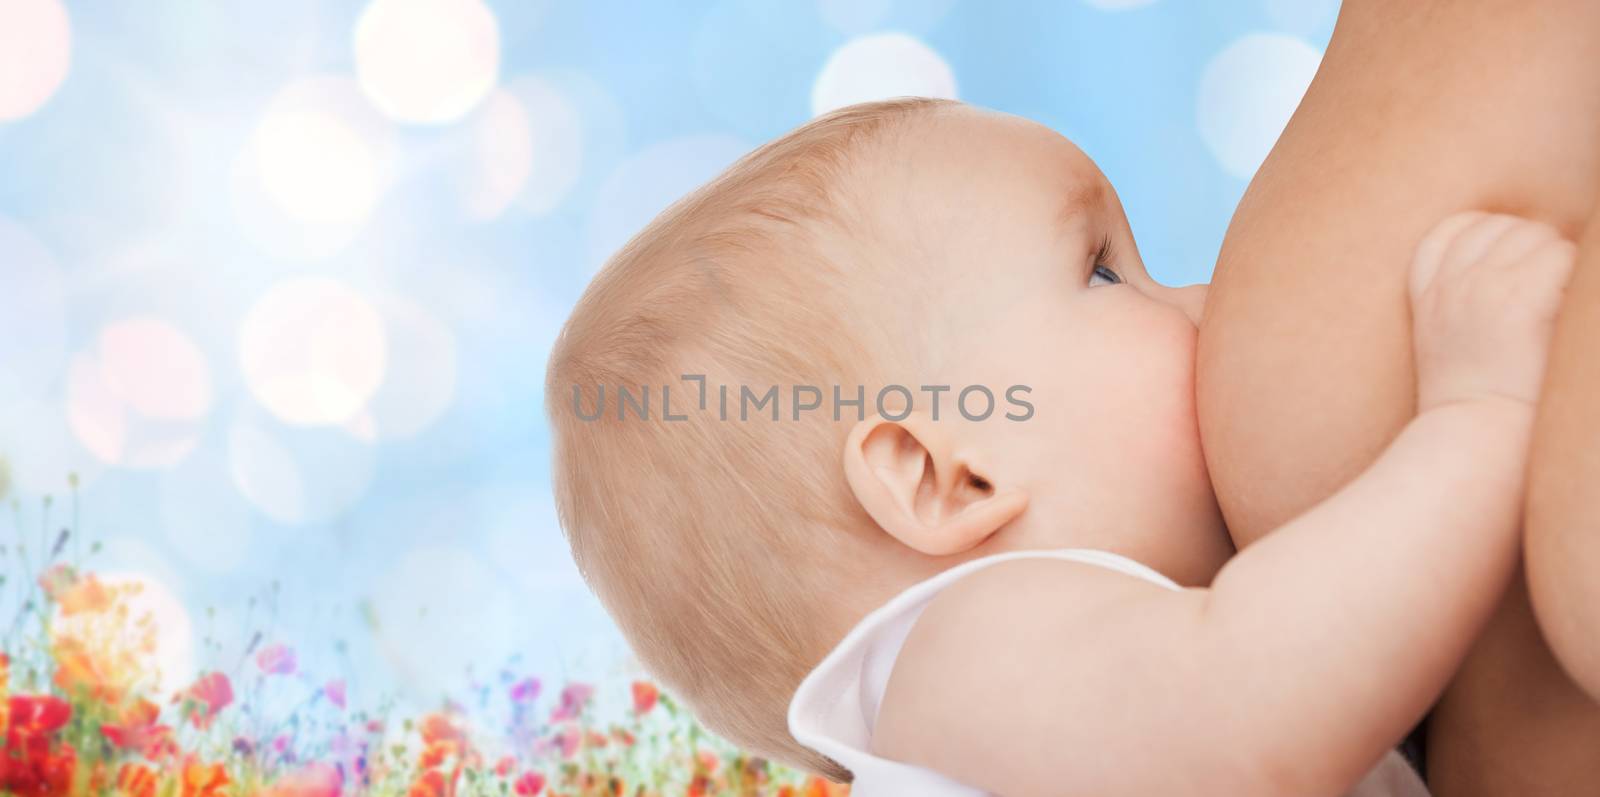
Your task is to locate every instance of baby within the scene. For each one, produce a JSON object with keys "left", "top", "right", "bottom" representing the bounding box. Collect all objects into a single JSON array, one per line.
[{"left": 545, "top": 99, "right": 1573, "bottom": 795}]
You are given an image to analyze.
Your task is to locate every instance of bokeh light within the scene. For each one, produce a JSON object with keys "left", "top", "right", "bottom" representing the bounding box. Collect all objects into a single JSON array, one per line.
[
  {"left": 65, "top": 317, "right": 211, "bottom": 470},
  {"left": 454, "top": 88, "right": 535, "bottom": 221},
  {"left": 98, "top": 318, "right": 212, "bottom": 421},
  {"left": 239, "top": 276, "right": 388, "bottom": 428},
  {"left": 502, "top": 75, "right": 585, "bottom": 215},
  {"left": 231, "top": 77, "right": 396, "bottom": 259},
  {"left": 257, "top": 111, "right": 379, "bottom": 227},
  {"left": 64, "top": 354, "right": 126, "bottom": 467},
  {"left": 354, "top": 0, "right": 501, "bottom": 125},
  {"left": 0, "top": 0, "right": 71, "bottom": 121},
  {"left": 1197, "top": 33, "right": 1322, "bottom": 179},
  {"left": 811, "top": 32, "right": 958, "bottom": 116},
  {"left": 257, "top": 79, "right": 392, "bottom": 227}
]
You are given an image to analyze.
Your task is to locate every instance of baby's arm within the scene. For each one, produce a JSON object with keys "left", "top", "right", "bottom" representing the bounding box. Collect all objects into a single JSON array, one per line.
[{"left": 872, "top": 213, "right": 1574, "bottom": 797}]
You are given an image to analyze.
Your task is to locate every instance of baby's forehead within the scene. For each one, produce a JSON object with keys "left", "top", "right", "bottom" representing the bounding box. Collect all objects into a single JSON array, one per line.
[{"left": 848, "top": 112, "right": 1111, "bottom": 238}]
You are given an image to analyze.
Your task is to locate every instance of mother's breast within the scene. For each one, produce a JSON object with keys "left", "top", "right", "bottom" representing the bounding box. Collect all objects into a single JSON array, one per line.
[{"left": 1197, "top": 0, "right": 1600, "bottom": 546}]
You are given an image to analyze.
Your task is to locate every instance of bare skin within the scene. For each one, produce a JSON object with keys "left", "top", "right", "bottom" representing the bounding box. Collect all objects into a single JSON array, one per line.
[
  {"left": 1527, "top": 211, "right": 1600, "bottom": 719},
  {"left": 1197, "top": 1, "right": 1600, "bottom": 793}
]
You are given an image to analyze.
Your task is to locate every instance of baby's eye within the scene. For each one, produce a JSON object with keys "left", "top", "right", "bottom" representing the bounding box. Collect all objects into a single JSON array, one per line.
[{"left": 1089, "top": 264, "right": 1122, "bottom": 287}]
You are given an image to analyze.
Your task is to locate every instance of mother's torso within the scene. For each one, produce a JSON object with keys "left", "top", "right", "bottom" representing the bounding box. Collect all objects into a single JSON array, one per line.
[{"left": 1198, "top": 1, "right": 1600, "bottom": 793}]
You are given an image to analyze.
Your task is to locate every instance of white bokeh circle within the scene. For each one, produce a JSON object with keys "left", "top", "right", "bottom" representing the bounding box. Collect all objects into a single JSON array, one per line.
[
  {"left": 98, "top": 318, "right": 212, "bottom": 421},
  {"left": 1197, "top": 33, "right": 1322, "bottom": 180},
  {"left": 256, "top": 110, "right": 380, "bottom": 228},
  {"left": 231, "top": 77, "right": 397, "bottom": 259},
  {"left": 0, "top": 0, "right": 71, "bottom": 121},
  {"left": 811, "top": 32, "right": 957, "bottom": 117},
  {"left": 354, "top": 0, "right": 501, "bottom": 125},
  {"left": 239, "top": 277, "right": 388, "bottom": 428}
]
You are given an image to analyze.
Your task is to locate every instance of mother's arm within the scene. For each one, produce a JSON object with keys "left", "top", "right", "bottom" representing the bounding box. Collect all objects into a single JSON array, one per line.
[{"left": 1527, "top": 209, "right": 1600, "bottom": 699}]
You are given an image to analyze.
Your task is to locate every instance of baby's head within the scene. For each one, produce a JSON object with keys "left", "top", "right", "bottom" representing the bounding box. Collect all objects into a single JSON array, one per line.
[{"left": 546, "top": 99, "right": 1230, "bottom": 779}]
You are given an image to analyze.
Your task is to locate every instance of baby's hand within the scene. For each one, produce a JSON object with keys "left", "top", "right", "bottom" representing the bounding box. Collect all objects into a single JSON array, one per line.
[{"left": 1410, "top": 211, "right": 1575, "bottom": 412}]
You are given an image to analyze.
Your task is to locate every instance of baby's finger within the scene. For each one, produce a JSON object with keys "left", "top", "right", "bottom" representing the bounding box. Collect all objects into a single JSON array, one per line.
[
  {"left": 1437, "top": 213, "right": 1520, "bottom": 276},
  {"left": 1411, "top": 211, "right": 1490, "bottom": 300},
  {"left": 1510, "top": 238, "right": 1579, "bottom": 287},
  {"left": 1480, "top": 219, "right": 1563, "bottom": 271}
]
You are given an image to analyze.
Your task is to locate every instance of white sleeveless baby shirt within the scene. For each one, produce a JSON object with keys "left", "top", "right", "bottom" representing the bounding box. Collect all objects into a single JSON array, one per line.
[{"left": 786, "top": 548, "right": 1431, "bottom": 797}]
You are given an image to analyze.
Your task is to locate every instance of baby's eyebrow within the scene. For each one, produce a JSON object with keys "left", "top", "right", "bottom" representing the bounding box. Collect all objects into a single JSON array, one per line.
[{"left": 1054, "top": 181, "right": 1105, "bottom": 235}]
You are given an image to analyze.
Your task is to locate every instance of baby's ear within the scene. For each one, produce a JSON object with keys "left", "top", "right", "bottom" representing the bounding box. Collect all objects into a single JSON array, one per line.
[{"left": 842, "top": 412, "right": 1028, "bottom": 556}]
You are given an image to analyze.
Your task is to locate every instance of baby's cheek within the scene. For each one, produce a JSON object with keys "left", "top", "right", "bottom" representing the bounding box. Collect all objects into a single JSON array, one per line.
[{"left": 1118, "top": 323, "right": 1206, "bottom": 477}]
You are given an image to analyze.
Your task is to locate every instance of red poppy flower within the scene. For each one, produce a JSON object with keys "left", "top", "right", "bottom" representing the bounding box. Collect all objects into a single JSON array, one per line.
[
  {"left": 630, "top": 681, "right": 658, "bottom": 715},
  {"left": 180, "top": 672, "right": 234, "bottom": 730},
  {"left": 1, "top": 697, "right": 76, "bottom": 797},
  {"left": 513, "top": 772, "right": 545, "bottom": 796},
  {"left": 100, "top": 699, "right": 178, "bottom": 760}
]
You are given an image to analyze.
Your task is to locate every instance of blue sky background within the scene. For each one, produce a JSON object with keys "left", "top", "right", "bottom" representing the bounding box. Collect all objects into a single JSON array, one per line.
[{"left": 0, "top": 0, "right": 1337, "bottom": 714}]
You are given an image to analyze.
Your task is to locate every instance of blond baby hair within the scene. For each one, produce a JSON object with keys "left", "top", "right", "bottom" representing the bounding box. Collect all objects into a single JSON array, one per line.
[{"left": 547, "top": 98, "right": 955, "bottom": 782}]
